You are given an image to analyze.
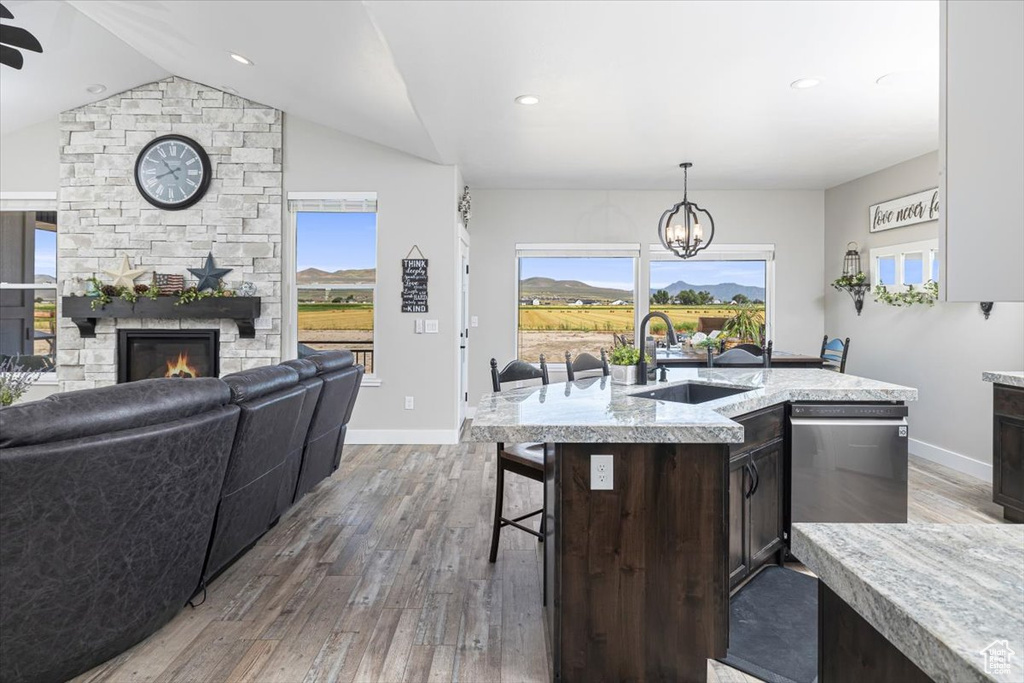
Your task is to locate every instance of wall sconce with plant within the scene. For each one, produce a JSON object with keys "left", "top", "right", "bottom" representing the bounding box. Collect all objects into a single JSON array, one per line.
[
  {"left": 832, "top": 242, "right": 871, "bottom": 316},
  {"left": 873, "top": 280, "right": 939, "bottom": 307}
]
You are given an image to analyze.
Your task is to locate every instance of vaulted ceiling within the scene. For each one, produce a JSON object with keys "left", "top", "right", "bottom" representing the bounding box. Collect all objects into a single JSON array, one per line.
[{"left": 1, "top": 0, "right": 939, "bottom": 189}]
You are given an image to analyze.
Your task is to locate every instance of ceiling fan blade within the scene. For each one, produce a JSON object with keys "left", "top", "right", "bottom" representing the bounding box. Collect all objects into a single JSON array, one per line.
[
  {"left": 1, "top": 25, "right": 42, "bottom": 53},
  {"left": 0, "top": 44, "right": 23, "bottom": 69},
  {"left": 0, "top": 4, "right": 13, "bottom": 20}
]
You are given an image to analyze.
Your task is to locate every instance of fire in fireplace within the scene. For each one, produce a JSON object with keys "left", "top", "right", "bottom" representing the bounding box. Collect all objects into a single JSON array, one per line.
[{"left": 117, "top": 330, "right": 219, "bottom": 383}]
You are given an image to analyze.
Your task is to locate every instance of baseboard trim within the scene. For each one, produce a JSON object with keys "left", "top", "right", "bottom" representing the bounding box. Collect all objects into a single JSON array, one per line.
[
  {"left": 347, "top": 429, "right": 460, "bottom": 445},
  {"left": 909, "top": 438, "right": 991, "bottom": 482}
]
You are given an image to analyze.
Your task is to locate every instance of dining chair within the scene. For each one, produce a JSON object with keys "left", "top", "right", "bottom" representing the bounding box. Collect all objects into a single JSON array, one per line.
[
  {"left": 820, "top": 336, "right": 850, "bottom": 373},
  {"left": 564, "top": 349, "right": 609, "bottom": 381},
  {"left": 713, "top": 340, "right": 773, "bottom": 368},
  {"left": 488, "top": 356, "right": 550, "bottom": 571}
]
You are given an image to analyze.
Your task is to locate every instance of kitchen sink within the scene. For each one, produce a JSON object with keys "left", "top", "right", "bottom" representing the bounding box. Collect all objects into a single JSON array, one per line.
[{"left": 631, "top": 382, "right": 751, "bottom": 405}]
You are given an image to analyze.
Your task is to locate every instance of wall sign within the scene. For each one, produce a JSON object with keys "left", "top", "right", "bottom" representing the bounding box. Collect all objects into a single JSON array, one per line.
[
  {"left": 869, "top": 188, "right": 939, "bottom": 232},
  {"left": 401, "top": 247, "right": 428, "bottom": 312}
]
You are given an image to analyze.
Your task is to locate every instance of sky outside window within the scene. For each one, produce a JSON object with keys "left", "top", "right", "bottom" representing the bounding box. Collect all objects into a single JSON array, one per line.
[
  {"left": 35, "top": 228, "right": 56, "bottom": 279},
  {"left": 296, "top": 212, "right": 376, "bottom": 273}
]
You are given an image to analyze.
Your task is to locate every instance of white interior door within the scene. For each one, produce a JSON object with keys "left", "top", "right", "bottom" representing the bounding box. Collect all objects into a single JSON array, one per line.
[{"left": 458, "top": 232, "right": 470, "bottom": 424}]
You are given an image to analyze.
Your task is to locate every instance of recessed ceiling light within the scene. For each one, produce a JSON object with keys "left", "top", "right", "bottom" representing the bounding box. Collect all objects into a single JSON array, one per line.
[
  {"left": 85, "top": 84, "right": 107, "bottom": 95},
  {"left": 229, "top": 52, "right": 253, "bottom": 66},
  {"left": 515, "top": 94, "right": 540, "bottom": 106},
  {"left": 790, "top": 78, "right": 821, "bottom": 90}
]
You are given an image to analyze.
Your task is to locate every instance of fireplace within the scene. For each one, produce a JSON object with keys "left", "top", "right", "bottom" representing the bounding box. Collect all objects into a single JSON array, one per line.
[{"left": 118, "top": 330, "right": 219, "bottom": 383}]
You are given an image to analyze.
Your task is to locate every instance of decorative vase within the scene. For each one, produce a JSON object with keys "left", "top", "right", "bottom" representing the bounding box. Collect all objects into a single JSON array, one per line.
[
  {"left": 610, "top": 363, "right": 638, "bottom": 386},
  {"left": 238, "top": 281, "right": 257, "bottom": 297}
]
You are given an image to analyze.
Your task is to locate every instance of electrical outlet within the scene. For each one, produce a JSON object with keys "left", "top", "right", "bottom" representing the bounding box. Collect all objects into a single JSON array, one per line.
[
  {"left": 414, "top": 319, "right": 424, "bottom": 334},
  {"left": 404, "top": 396, "right": 414, "bottom": 410},
  {"left": 425, "top": 319, "right": 439, "bottom": 334},
  {"left": 471, "top": 316, "right": 479, "bottom": 328},
  {"left": 590, "top": 454, "right": 613, "bottom": 490}
]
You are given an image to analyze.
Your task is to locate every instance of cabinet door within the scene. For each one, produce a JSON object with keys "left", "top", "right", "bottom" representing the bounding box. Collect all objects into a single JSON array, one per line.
[
  {"left": 748, "top": 439, "right": 784, "bottom": 570},
  {"left": 994, "top": 414, "right": 1024, "bottom": 513},
  {"left": 728, "top": 454, "right": 748, "bottom": 589},
  {"left": 941, "top": 0, "right": 1024, "bottom": 302}
]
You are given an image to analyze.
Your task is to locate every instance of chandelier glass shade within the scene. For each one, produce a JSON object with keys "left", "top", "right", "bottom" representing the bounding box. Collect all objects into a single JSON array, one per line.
[{"left": 659, "top": 162, "right": 715, "bottom": 259}]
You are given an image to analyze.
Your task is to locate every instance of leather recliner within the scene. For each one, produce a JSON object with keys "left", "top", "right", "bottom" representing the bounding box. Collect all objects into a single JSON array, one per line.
[
  {"left": 333, "top": 362, "right": 364, "bottom": 470},
  {"left": 292, "top": 350, "right": 363, "bottom": 502},
  {"left": 203, "top": 364, "right": 305, "bottom": 581},
  {"left": 0, "top": 379, "right": 240, "bottom": 683},
  {"left": 276, "top": 358, "right": 323, "bottom": 519}
]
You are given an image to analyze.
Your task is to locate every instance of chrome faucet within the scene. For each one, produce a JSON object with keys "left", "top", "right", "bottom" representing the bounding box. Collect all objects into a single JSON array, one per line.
[{"left": 637, "top": 311, "right": 678, "bottom": 385}]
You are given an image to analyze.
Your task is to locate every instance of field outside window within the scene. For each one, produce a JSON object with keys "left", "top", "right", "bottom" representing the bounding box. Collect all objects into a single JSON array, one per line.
[
  {"left": 517, "top": 256, "right": 635, "bottom": 362},
  {"left": 648, "top": 260, "right": 767, "bottom": 343},
  {"left": 295, "top": 211, "right": 376, "bottom": 374}
]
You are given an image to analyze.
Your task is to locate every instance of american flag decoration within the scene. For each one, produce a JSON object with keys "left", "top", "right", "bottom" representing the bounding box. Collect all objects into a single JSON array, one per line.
[{"left": 154, "top": 273, "right": 185, "bottom": 295}]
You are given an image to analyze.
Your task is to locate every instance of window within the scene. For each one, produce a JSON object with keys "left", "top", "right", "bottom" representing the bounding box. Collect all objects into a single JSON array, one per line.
[
  {"left": 649, "top": 259, "right": 768, "bottom": 341},
  {"left": 870, "top": 239, "right": 939, "bottom": 291},
  {"left": 289, "top": 194, "right": 377, "bottom": 376},
  {"left": 0, "top": 211, "right": 57, "bottom": 373},
  {"left": 516, "top": 245, "right": 638, "bottom": 362}
]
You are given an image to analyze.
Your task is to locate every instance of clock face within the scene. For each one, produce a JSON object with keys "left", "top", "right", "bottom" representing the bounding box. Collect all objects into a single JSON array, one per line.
[{"left": 134, "top": 135, "right": 211, "bottom": 210}]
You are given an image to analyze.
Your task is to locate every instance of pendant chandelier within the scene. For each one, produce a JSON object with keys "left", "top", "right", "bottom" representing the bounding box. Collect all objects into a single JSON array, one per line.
[{"left": 659, "top": 162, "right": 715, "bottom": 259}]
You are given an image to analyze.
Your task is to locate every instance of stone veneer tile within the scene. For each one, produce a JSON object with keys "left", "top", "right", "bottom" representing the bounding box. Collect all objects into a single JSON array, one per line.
[{"left": 57, "top": 76, "right": 283, "bottom": 390}]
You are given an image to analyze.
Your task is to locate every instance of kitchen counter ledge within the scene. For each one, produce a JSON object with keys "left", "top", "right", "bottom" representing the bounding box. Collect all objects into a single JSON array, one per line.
[
  {"left": 793, "top": 523, "right": 1024, "bottom": 683},
  {"left": 469, "top": 367, "right": 916, "bottom": 444}
]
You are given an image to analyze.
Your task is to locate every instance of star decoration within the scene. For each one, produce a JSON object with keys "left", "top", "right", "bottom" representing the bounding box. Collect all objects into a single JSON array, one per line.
[
  {"left": 103, "top": 255, "right": 147, "bottom": 289},
  {"left": 188, "top": 252, "right": 232, "bottom": 292}
]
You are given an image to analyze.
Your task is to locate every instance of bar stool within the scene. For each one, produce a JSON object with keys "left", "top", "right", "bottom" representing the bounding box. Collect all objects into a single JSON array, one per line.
[
  {"left": 488, "top": 356, "right": 549, "bottom": 568},
  {"left": 564, "top": 349, "right": 610, "bottom": 381}
]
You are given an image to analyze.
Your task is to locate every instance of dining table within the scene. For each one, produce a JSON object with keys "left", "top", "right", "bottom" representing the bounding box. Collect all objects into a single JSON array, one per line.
[{"left": 656, "top": 346, "right": 825, "bottom": 368}]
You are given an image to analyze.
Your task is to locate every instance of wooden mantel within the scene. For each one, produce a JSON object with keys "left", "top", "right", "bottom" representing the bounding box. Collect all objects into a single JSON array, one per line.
[{"left": 61, "top": 296, "right": 262, "bottom": 339}]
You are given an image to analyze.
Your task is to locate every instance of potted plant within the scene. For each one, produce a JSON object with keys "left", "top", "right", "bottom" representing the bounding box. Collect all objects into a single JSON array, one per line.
[
  {"left": 721, "top": 305, "right": 765, "bottom": 348},
  {"left": 694, "top": 336, "right": 721, "bottom": 368},
  {"left": 0, "top": 357, "right": 44, "bottom": 407},
  {"left": 608, "top": 343, "right": 649, "bottom": 385}
]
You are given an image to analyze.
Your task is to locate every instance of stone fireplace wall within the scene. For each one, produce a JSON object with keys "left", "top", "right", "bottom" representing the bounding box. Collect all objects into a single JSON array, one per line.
[{"left": 57, "top": 76, "right": 283, "bottom": 390}]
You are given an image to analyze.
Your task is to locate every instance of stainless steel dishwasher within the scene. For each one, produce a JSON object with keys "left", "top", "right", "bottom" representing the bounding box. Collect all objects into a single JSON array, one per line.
[{"left": 790, "top": 403, "right": 909, "bottom": 523}]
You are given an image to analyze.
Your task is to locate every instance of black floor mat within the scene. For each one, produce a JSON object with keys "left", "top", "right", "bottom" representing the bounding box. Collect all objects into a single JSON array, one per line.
[{"left": 720, "top": 565, "right": 818, "bottom": 683}]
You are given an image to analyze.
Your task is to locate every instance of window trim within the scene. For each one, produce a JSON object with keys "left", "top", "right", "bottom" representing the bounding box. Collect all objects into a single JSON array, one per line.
[
  {"left": 514, "top": 243, "right": 641, "bottom": 361},
  {"left": 647, "top": 243, "right": 776, "bottom": 344},
  {"left": 869, "top": 239, "right": 939, "bottom": 292},
  {"left": 285, "top": 192, "right": 380, "bottom": 386},
  {"left": 0, "top": 195, "right": 59, "bottom": 383}
]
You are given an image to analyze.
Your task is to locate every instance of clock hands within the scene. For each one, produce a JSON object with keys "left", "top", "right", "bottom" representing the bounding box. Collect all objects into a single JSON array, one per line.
[{"left": 162, "top": 158, "right": 180, "bottom": 180}]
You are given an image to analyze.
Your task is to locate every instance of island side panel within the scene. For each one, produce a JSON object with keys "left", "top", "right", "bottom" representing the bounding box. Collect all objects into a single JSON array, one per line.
[
  {"left": 550, "top": 442, "right": 730, "bottom": 682},
  {"left": 818, "top": 582, "right": 932, "bottom": 683}
]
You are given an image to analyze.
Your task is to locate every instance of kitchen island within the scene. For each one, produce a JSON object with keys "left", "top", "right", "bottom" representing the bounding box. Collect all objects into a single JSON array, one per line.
[
  {"left": 792, "top": 523, "right": 1024, "bottom": 683},
  {"left": 984, "top": 371, "right": 1024, "bottom": 522},
  {"left": 470, "top": 368, "right": 916, "bottom": 682}
]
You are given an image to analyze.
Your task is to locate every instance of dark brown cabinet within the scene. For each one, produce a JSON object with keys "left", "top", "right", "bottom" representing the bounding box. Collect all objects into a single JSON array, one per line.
[
  {"left": 729, "top": 405, "right": 785, "bottom": 591},
  {"left": 993, "top": 384, "right": 1024, "bottom": 523}
]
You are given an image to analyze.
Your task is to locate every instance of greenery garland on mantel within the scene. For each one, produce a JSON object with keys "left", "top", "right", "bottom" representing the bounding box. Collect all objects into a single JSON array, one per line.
[
  {"left": 873, "top": 280, "right": 939, "bottom": 307},
  {"left": 86, "top": 276, "right": 237, "bottom": 310}
]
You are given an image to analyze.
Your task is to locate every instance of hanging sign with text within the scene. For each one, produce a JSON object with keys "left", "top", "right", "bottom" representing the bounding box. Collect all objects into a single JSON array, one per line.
[
  {"left": 401, "top": 259, "right": 429, "bottom": 312},
  {"left": 869, "top": 188, "right": 940, "bottom": 232}
]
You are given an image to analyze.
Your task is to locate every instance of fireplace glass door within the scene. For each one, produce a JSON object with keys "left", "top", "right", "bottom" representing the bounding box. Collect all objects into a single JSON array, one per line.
[{"left": 118, "top": 330, "right": 219, "bottom": 383}]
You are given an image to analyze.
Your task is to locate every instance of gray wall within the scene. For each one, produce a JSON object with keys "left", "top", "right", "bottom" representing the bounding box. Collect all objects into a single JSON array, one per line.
[
  {"left": 0, "top": 119, "right": 58, "bottom": 193},
  {"left": 468, "top": 189, "right": 825, "bottom": 404},
  {"left": 824, "top": 151, "right": 1024, "bottom": 473},
  {"left": 284, "top": 116, "right": 461, "bottom": 438}
]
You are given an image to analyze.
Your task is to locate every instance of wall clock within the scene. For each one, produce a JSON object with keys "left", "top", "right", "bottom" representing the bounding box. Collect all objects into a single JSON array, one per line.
[{"left": 134, "top": 134, "right": 212, "bottom": 210}]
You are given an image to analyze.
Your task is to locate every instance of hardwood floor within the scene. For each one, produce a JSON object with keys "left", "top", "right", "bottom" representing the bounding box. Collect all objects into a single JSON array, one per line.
[{"left": 71, "top": 443, "right": 1006, "bottom": 683}]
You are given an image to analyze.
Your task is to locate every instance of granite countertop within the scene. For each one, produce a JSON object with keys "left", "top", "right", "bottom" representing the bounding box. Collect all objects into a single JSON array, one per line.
[
  {"left": 469, "top": 367, "right": 916, "bottom": 444},
  {"left": 983, "top": 371, "right": 1024, "bottom": 389},
  {"left": 792, "top": 523, "right": 1024, "bottom": 683}
]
